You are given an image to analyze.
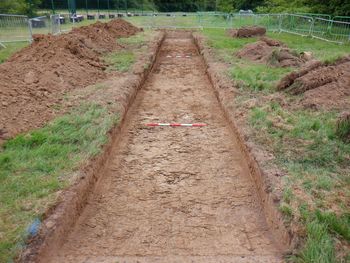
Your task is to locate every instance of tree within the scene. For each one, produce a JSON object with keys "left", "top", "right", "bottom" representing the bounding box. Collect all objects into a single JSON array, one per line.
[{"left": 0, "top": 0, "right": 43, "bottom": 16}]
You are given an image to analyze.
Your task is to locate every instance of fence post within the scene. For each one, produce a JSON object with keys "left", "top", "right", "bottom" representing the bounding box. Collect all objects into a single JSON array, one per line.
[
  {"left": 278, "top": 14, "right": 282, "bottom": 32},
  {"left": 51, "top": 0, "right": 55, "bottom": 14},
  {"left": 309, "top": 17, "right": 315, "bottom": 36},
  {"left": 27, "top": 17, "right": 33, "bottom": 43}
]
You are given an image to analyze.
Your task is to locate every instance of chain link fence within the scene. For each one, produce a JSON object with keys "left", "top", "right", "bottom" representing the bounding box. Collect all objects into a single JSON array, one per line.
[
  {"left": 278, "top": 14, "right": 314, "bottom": 36},
  {"left": 51, "top": 14, "right": 61, "bottom": 35},
  {"left": 0, "top": 14, "right": 32, "bottom": 43},
  {"left": 1, "top": 12, "right": 350, "bottom": 45}
]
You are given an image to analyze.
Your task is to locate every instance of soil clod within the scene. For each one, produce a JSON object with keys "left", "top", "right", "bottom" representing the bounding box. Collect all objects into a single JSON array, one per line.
[
  {"left": 236, "top": 40, "right": 310, "bottom": 68},
  {"left": 277, "top": 56, "right": 350, "bottom": 109},
  {"left": 227, "top": 26, "right": 266, "bottom": 38}
]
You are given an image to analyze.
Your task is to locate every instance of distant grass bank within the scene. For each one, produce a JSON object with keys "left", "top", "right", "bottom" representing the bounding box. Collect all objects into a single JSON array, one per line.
[
  {"left": 202, "top": 28, "right": 350, "bottom": 262},
  {"left": 0, "top": 42, "right": 28, "bottom": 64}
]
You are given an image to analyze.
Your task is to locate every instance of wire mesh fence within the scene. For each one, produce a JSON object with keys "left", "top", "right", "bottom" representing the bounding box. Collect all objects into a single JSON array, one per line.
[
  {"left": 1, "top": 12, "right": 350, "bottom": 45},
  {"left": 279, "top": 14, "right": 314, "bottom": 36},
  {"left": 0, "top": 14, "right": 32, "bottom": 43},
  {"left": 29, "top": 16, "right": 52, "bottom": 35},
  {"left": 199, "top": 13, "right": 231, "bottom": 28},
  {"left": 51, "top": 14, "right": 61, "bottom": 35},
  {"left": 312, "top": 18, "right": 350, "bottom": 43}
]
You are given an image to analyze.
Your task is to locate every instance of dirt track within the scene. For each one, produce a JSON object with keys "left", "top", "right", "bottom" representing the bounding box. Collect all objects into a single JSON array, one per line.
[{"left": 46, "top": 31, "right": 283, "bottom": 263}]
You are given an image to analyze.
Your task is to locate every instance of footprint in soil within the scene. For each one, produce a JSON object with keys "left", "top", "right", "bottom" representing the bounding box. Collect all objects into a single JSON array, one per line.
[{"left": 0, "top": 128, "right": 8, "bottom": 139}]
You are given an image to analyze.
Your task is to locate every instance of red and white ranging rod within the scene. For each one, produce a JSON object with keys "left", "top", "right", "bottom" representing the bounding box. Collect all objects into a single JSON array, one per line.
[{"left": 146, "top": 123, "right": 207, "bottom": 127}]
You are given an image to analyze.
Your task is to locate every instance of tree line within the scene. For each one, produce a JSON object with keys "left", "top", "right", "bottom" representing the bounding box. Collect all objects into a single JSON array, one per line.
[{"left": 1, "top": 0, "right": 349, "bottom": 17}]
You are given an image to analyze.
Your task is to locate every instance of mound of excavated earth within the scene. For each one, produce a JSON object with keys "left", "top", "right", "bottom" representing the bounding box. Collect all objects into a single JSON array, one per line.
[
  {"left": 236, "top": 37, "right": 311, "bottom": 68},
  {"left": 277, "top": 56, "right": 350, "bottom": 109},
  {"left": 227, "top": 26, "right": 266, "bottom": 38},
  {"left": 0, "top": 19, "right": 140, "bottom": 142}
]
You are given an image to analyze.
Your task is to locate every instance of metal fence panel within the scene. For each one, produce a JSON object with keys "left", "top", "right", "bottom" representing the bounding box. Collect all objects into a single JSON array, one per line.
[
  {"left": 51, "top": 14, "right": 61, "bottom": 35},
  {"left": 279, "top": 14, "right": 314, "bottom": 36},
  {"left": 29, "top": 16, "right": 51, "bottom": 36},
  {"left": 199, "top": 13, "right": 231, "bottom": 28},
  {"left": 312, "top": 18, "right": 350, "bottom": 43},
  {"left": 334, "top": 16, "right": 350, "bottom": 23},
  {"left": 1, "top": 11, "right": 350, "bottom": 45},
  {"left": 0, "top": 14, "right": 31, "bottom": 43},
  {"left": 249, "top": 14, "right": 280, "bottom": 31},
  {"left": 136, "top": 13, "right": 201, "bottom": 29},
  {"left": 231, "top": 14, "right": 255, "bottom": 28}
]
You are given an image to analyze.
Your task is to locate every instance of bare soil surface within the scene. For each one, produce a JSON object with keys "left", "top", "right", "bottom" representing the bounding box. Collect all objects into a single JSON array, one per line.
[
  {"left": 278, "top": 56, "right": 350, "bottom": 110},
  {"left": 44, "top": 31, "right": 283, "bottom": 263},
  {"left": 236, "top": 39, "right": 308, "bottom": 68},
  {"left": 0, "top": 19, "right": 140, "bottom": 143},
  {"left": 227, "top": 26, "right": 266, "bottom": 38}
]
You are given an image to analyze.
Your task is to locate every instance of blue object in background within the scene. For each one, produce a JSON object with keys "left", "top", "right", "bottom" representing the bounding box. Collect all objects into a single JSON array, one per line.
[{"left": 27, "top": 218, "right": 41, "bottom": 237}]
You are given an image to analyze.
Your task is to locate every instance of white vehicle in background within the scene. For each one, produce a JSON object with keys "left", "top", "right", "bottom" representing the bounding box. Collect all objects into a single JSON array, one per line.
[{"left": 239, "top": 10, "right": 254, "bottom": 15}]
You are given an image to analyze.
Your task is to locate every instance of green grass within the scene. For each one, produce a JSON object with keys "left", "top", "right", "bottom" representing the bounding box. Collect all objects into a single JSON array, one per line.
[
  {"left": 291, "top": 207, "right": 350, "bottom": 263},
  {"left": 202, "top": 28, "right": 350, "bottom": 262},
  {"left": 117, "top": 30, "right": 147, "bottom": 46},
  {"left": 335, "top": 115, "right": 350, "bottom": 142},
  {"left": 267, "top": 32, "right": 350, "bottom": 62},
  {"left": 298, "top": 221, "right": 336, "bottom": 263},
  {"left": 203, "top": 28, "right": 257, "bottom": 52},
  {"left": 231, "top": 62, "right": 291, "bottom": 91},
  {"left": 249, "top": 105, "right": 349, "bottom": 192},
  {"left": 0, "top": 103, "right": 118, "bottom": 262},
  {"left": 104, "top": 50, "right": 135, "bottom": 72},
  {"left": 0, "top": 42, "right": 28, "bottom": 64},
  {"left": 104, "top": 32, "right": 150, "bottom": 72}
]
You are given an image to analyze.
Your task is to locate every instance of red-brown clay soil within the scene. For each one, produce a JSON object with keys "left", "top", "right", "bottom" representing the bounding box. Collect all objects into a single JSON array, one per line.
[
  {"left": 0, "top": 19, "right": 140, "bottom": 143},
  {"left": 227, "top": 26, "right": 266, "bottom": 38},
  {"left": 236, "top": 38, "right": 308, "bottom": 68},
  {"left": 42, "top": 31, "right": 284, "bottom": 263},
  {"left": 278, "top": 56, "right": 350, "bottom": 110}
]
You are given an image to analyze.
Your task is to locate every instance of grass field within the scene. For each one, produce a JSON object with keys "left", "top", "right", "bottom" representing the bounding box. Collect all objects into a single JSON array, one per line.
[
  {"left": 202, "top": 28, "right": 350, "bottom": 262},
  {"left": 0, "top": 42, "right": 28, "bottom": 63},
  {"left": 1, "top": 17, "right": 349, "bottom": 262},
  {"left": 0, "top": 32, "right": 148, "bottom": 261},
  {"left": 0, "top": 103, "right": 118, "bottom": 262}
]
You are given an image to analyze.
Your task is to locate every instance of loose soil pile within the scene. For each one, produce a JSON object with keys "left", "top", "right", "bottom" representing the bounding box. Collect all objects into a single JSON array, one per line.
[
  {"left": 277, "top": 56, "right": 350, "bottom": 109},
  {"left": 236, "top": 37, "right": 310, "bottom": 67},
  {"left": 227, "top": 26, "right": 266, "bottom": 38},
  {"left": 0, "top": 19, "right": 140, "bottom": 142}
]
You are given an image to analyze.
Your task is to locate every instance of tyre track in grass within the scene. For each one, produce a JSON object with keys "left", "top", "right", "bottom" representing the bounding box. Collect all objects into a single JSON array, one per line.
[{"left": 45, "top": 31, "right": 284, "bottom": 263}]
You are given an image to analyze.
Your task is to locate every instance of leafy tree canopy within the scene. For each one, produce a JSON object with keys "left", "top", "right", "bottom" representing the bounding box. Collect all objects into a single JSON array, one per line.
[{"left": 0, "top": 0, "right": 349, "bottom": 17}]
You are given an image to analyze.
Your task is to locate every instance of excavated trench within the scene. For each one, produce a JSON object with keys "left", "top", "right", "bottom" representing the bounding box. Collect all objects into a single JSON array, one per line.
[{"left": 40, "top": 31, "right": 285, "bottom": 263}]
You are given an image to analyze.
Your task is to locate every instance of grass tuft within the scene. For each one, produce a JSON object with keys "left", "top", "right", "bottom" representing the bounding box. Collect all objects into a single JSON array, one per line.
[
  {"left": 0, "top": 42, "right": 29, "bottom": 64},
  {"left": 298, "top": 220, "right": 336, "bottom": 263},
  {"left": 335, "top": 113, "right": 350, "bottom": 142},
  {"left": 104, "top": 50, "right": 135, "bottom": 72}
]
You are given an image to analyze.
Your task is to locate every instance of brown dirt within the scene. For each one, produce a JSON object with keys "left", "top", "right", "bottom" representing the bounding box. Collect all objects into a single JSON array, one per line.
[
  {"left": 260, "top": 37, "right": 283, "bottom": 47},
  {"left": 277, "top": 56, "right": 350, "bottom": 110},
  {"left": 236, "top": 40, "right": 308, "bottom": 68},
  {"left": 19, "top": 31, "right": 166, "bottom": 263},
  {"left": 37, "top": 31, "right": 285, "bottom": 263},
  {"left": 194, "top": 32, "right": 293, "bottom": 248},
  {"left": 0, "top": 19, "right": 140, "bottom": 143},
  {"left": 227, "top": 26, "right": 266, "bottom": 38}
]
